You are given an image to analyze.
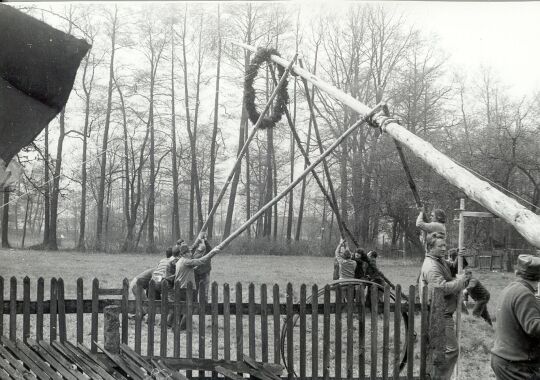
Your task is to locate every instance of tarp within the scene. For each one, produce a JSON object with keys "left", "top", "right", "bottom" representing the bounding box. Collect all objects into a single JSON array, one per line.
[{"left": 0, "top": 4, "right": 90, "bottom": 164}]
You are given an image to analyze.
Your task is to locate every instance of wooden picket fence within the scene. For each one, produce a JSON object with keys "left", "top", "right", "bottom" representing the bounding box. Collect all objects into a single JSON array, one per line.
[{"left": 0, "top": 276, "right": 441, "bottom": 379}]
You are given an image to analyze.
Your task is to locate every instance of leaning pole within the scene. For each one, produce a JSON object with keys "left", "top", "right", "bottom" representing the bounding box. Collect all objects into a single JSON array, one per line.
[{"left": 233, "top": 41, "right": 540, "bottom": 249}]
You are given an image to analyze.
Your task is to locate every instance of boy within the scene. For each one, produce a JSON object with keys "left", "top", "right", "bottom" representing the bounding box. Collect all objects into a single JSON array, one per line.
[{"left": 335, "top": 239, "right": 356, "bottom": 280}]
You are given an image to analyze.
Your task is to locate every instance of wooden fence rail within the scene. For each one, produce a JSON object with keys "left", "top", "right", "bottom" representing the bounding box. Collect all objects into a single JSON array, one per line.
[{"left": 0, "top": 276, "right": 441, "bottom": 380}]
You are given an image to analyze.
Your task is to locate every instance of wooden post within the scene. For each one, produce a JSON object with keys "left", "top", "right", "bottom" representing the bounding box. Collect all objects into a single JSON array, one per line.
[
  {"left": 104, "top": 305, "right": 120, "bottom": 354},
  {"left": 233, "top": 42, "right": 540, "bottom": 249},
  {"left": 455, "top": 198, "right": 465, "bottom": 380},
  {"left": 428, "top": 287, "right": 446, "bottom": 379}
]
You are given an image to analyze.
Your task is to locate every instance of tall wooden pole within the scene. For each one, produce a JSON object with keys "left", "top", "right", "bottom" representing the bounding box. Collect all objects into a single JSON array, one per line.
[
  {"left": 455, "top": 197, "right": 466, "bottom": 380},
  {"left": 233, "top": 42, "right": 540, "bottom": 249}
]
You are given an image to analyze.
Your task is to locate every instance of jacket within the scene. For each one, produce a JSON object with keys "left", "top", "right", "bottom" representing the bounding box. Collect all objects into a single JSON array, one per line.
[
  {"left": 419, "top": 255, "right": 467, "bottom": 315},
  {"left": 492, "top": 279, "right": 540, "bottom": 363}
]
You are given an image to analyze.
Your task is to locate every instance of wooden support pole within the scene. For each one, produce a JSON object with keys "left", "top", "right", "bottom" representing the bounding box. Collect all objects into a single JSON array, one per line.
[
  {"left": 104, "top": 305, "right": 120, "bottom": 354},
  {"left": 205, "top": 107, "right": 381, "bottom": 260},
  {"left": 233, "top": 42, "right": 540, "bottom": 249}
]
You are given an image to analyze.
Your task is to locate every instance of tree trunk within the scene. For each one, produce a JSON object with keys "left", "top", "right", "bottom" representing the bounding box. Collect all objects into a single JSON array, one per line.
[
  {"left": 295, "top": 114, "right": 313, "bottom": 241},
  {"left": 223, "top": 117, "right": 246, "bottom": 239},
  {"left": 77, "top": 51, "right": 95, "bottom": 251},
  {"left": 147, "top": 59, "right": 156, "bottom": 252},
  {"left": 96, "top": 6, "right": 117, "bottom": 251},
  {"left": 1, "top": 191, "right": 10, "bottom": 248},
  {"left": 207, "top": 6, "right": 221, "bottom": 239},
  {"left": 43, "top": 126, "right": 50, "bottom": 247},
  {"left": 286, "top": 78, "right": 296, "bottom": 241},
  {"left": 48, "top": 108, "right": 66, "bottom": 251},
  {"left": 170, "top": 27, "right": 181, "bottom": 241},
  {"left": 21, "top": 196, "right": 30, "bottom": 248}
]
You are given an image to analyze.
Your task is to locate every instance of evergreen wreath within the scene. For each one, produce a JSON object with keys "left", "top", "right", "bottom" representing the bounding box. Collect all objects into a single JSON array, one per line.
[{"left": 244, "top": 48, "right": 289, "bottom": 129}]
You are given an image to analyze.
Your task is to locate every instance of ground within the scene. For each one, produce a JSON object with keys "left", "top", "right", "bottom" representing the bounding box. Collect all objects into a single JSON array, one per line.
[{"left": 0, "top": 248, "right": 508, "bottom": 379}]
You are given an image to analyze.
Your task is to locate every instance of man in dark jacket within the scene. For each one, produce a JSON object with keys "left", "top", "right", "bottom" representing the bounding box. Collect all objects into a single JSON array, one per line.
[
  {"left": 491, "top": 254, "right": 540, "bottom": 379},
  {"left": 463, "top": 269, "right": 492, "bottom": 326}
]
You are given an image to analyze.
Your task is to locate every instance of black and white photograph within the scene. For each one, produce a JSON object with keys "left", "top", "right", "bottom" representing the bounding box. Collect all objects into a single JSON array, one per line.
[{"left": 1, "top": 1, "right": 540, "bottom": 379}]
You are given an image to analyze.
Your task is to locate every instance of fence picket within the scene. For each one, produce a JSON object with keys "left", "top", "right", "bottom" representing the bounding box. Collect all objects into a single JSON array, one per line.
[
  {"left": 382, "top": 285, "right": 390, "bottom": 380},
  {"left": 36, "top": 277, "right": 43, "bottom": 341},
  {"left": 335, "top": 285, "right": 342, "bottom": 380},
  {"left": 122, "top": 278, "right": 129, "bottom": 346},
  {"left": 393, "top": 285, "right": 402, "bottom": 380},
  {"left": 134, "top": 277, "right": 143, "bottom": 354},
  {"left": 260, "top": 284, "right": 268, "bottom": 363},
  {"left": 186, "top": 282, "right": 194, "bottom": 379},
  {"left": 370, "top": 284, "right": 378, "bottom": 380},
  {"left": 147, "top": 280, "right": 156, "bottom": 357},
  {"left": 299, "top": 284, "right": 306, "bottom": 380},
  {"left": 358, "top": 284, "right": 365, "bottom": 380},
  {"left": 223, "top": 283, "right": 230, "bottom": 362},
  {"left": 76, "top": 278, "right": 83, "bottom": 344},
  {"left": 248, "top": 283, "right": 256, "bottom": 359},
  {"left": 211, "top": 282, "right": 219, "bottom": 380},
  {"left": 9, "top": 277, "right": 16, "bottom": 341},
  {"left": 160, "top": 281, "right": 169, "bottom": 357},
  {"left": 58, "top": 278, "right": 66, "bottom": 343},
  {"left": 311, "top": 285, "right": 319, "bottom": 380},
  {"left": 173, "top": 282, "right": 181, "bottom": 357},
  {"left": 199, "top": 282, "right": 207, "bottom": 380},
  {"left": 90, "top": 278, "right": 98, "bottom": 352},
  {"left": 323, "top": 285, "right": 330, "bottom": 380},
  {"left": 286, "top": 283, "right": 294, "bottom": 380},
  {"left": 407, "top": 285, "right": 415, "bottom": 379},
  {"left": 23, "top": 277, "right": 30, "bottom": 343},
  {"left": 50, "top": 278, "right": 57, "bottom": 343},
  {"left": 346, "top": 285, "right": 354, "bottom": 380},
  {"left": 420, "top": 285, "right": 429, "bottom": 380},
  {"left": 273, "top": 284, "right": 280, "bottom": 364},
  {"left": 235, "top": 282, "right": 243, "bottom": 362}
]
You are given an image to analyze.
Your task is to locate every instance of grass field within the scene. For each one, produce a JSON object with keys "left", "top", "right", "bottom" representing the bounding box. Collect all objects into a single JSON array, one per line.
[{"left": 0, "top": 248, "right": 508, "bottom": 378}]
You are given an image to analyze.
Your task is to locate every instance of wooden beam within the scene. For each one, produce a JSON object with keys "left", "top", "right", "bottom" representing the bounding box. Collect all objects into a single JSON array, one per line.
[
  {"left": 233, "top": 42, "right": 540, "bottom": 249},
  {"left": 461, "top": 211, "right": 495, "bottom": 218}
]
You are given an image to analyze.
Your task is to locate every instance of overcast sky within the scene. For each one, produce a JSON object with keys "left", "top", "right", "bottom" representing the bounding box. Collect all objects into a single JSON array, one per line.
[{"left": 390, "top": 1, "right": 540, "bottom": 96}]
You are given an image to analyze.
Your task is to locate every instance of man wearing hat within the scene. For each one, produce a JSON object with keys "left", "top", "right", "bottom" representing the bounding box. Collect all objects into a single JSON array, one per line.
[
  {"left": 491, "top": 254, "right": 540, "bottom": 379},
  {"left": 419, "top": 232, "right": 470, "bottom": 380}
]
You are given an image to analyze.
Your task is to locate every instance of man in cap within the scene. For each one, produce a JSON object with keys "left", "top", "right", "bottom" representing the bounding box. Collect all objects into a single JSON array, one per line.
[
  {"left": 491, "top": 254, "right": 540, "bottom": 379},
  {"left": 419, "top": 232, "right": 470, "bottom": 380}
]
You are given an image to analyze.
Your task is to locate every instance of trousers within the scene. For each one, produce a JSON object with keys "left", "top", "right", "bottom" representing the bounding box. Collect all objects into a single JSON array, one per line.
[{"left": 491, "top": 354, "right": 540, "bottom": 380}]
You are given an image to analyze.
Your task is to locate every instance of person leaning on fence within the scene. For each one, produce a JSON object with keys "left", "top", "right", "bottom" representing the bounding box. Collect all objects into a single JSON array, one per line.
[
  {"left": 150, "top": 247, "right": 174, "bottom": 300},
  {"left": 419, "top": 232, "right": 470, "bottom": 380},
  {"left": 416, "top": 207, "right": 446, "bottom": 236},
  {"left": 335, "top": 239, "right": 357, "bottom": 280},
  {"left": 463, "top": 269, "right": 492, "bottom": 326},
  {"left": 491, "top": 255, "right": 540, "bottom": 380},
  {"left": 172, "top": 238, "right": 213, "bottom": 330},
  {"left": 129, "top": 267, "right": 155, "bottom": 318}
]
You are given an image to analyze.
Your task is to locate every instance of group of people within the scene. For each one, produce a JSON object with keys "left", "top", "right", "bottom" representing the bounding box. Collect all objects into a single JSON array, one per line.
[
  {"left": 333, "top": 239, "right": 382, "bottom": 284},
  {"left": 417, "top": 206, "right": 540, "bottom": 380},
  {"left": 129, "top": 233, "right": 213, "bottom": 329}
]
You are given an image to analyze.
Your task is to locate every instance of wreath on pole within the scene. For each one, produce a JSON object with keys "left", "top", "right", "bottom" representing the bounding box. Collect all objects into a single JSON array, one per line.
[{"left": 244, "top": 48, "right": 289, "bottom": 129}]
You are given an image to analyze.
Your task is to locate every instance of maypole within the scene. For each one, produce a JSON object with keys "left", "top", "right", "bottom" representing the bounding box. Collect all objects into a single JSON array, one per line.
[{"left": 232, "top": 42, "right": 540, "bottom": 249}]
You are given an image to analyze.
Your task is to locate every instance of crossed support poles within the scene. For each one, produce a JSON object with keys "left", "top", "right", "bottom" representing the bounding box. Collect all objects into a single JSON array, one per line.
[{"left": 192, "top": 41, "right": 540, "bottom": 300}]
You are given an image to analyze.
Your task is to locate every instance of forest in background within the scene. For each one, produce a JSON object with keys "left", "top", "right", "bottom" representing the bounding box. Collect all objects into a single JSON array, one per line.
[{"left": 1, "top": 2, "right": 539, "bottom": 256}]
